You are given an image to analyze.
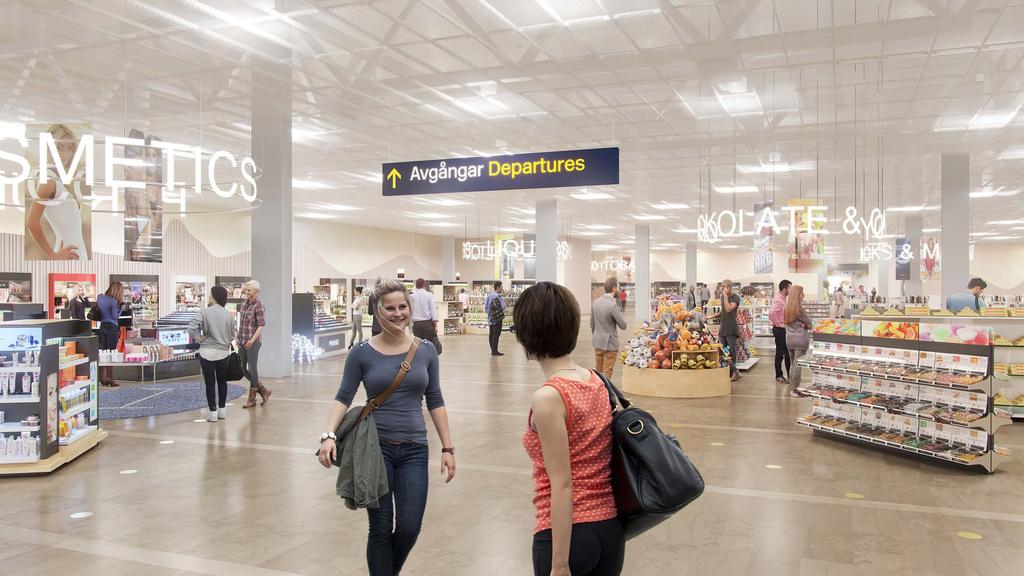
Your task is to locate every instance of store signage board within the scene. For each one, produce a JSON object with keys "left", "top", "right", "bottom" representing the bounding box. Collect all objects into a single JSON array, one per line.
[
  {"left": 381, "top": 147, "right": 619, "bottom": 196},
  {"left": 463, "top": 239, "right": 570, "bottom": 262}
]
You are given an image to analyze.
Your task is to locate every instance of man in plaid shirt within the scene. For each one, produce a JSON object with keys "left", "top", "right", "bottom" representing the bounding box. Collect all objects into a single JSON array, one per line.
[{"left": 238, "top": 280, "right": 271, "bottom": 408}]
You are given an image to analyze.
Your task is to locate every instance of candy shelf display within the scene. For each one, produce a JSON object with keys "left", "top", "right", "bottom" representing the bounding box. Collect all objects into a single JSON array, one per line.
[
  {"left": 797, "top": 317, "right": 1012, "bottom": 473},
  {"left": 0, "top": 319, "right": 105, "bottom": 476},
  {"left": 465, "top": 281, "right": 525, "bottom": 335}
]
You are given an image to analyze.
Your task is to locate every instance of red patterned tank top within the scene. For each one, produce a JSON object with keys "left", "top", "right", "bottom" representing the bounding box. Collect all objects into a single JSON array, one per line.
[{"left": 523, "top": 370, "right": 618, "bottom": 534}]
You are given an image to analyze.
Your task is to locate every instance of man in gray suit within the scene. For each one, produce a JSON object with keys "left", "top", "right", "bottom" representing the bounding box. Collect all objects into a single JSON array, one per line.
[{"left": 591, "top": 277, "right": 628, "bottom": 377}]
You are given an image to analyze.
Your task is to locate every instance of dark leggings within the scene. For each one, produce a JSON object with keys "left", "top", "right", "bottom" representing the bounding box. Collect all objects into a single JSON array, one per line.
[
  {"left": 198, "top": 356, "right": 229, "bottom": 412},
  {"left": 532, "top": 518, "right": 625, "bottom": 576},
  {"left": 240, "top": 340, "right": 261, "bottom": 389}
]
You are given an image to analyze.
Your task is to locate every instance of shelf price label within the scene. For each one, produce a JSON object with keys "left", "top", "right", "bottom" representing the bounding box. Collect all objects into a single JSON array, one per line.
[{"left": 919, "top": 351, "right": 935, "bottom": 368}]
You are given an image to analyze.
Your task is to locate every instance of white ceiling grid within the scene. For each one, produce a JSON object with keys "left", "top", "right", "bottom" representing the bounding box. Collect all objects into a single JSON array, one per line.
[{"left": 0, "top": 0, "right": 1023, "bottom": 259}]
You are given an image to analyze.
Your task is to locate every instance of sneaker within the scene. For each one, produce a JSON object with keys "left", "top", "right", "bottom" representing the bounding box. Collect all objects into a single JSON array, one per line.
[
  {"left": 491, "top": 352, "right": 504, "bottom": 356},
  {"left": 790, "top": 390, "right": 803, "bottom": 399},
  {"left": 775, "top": 376, "right": 786, "bottom": 383},
  {"left": 217, "top": 407, "right": 226, "bottom": 420},
  {"left": 207, "top": 410, "right": 218, "bottom": 422}
]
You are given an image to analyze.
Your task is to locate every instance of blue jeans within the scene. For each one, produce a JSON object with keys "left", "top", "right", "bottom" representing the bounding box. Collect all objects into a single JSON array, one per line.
[
  {"left": 366, "top": 442, "right": 429, "bottom": 576},
  {"left": 719, "top": 333, "right": 738, "bottom": 376}
]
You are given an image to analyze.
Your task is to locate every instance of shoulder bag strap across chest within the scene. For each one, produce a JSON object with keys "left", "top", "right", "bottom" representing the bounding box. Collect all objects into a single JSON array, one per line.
[{"left": 357, "top": 337, "right": 421, "bottom": 422}]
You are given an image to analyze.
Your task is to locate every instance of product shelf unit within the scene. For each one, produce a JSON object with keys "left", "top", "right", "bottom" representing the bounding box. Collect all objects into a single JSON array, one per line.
[
  {"left": 0, "top": 319, "right": 103, "bottom": 474},
  {"left": 798, "top": 317, "right": 1012, "bottom": 473}
]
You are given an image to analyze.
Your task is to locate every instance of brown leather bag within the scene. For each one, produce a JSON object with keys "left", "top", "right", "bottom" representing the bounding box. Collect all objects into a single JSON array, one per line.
[{"left": 356, "top": 337, "right": 421, "bottom": 423}]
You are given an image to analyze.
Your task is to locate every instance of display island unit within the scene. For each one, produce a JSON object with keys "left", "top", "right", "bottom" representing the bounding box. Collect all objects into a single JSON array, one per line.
[
  {"left": 0, "top": 319, "right": 105, "bottom": 476},
  {"left": 619, "top": 318, "right": 732, "bottom": 399},
  {"left": 796, "top": 316, "right": 1013, "bottom": 473}
]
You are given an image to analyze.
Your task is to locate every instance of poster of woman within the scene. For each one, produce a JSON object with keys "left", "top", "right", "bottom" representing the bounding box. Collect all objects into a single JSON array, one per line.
[
  {"left": 123, "top": 128, "right": 164, "bottom": 263},
  {"left": 23, "top": 123, "right": 92, "bottom": 261}
]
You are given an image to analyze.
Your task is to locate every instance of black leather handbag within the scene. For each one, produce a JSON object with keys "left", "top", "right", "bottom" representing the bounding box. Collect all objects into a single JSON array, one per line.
[
  {"left": 225, "top": 347, "right": 245, "bottom": 381},
  {"left": 595, "top": 372, "right": 705, "bottom": 539}
]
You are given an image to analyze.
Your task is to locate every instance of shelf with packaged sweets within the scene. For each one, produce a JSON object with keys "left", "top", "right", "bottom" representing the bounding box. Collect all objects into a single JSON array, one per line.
[
  {"left": 797, "top": 317, "right": 1012, "bottom": 472},
  {"left": 797, "top": 410, "right": 1010, "bottom": 473}
]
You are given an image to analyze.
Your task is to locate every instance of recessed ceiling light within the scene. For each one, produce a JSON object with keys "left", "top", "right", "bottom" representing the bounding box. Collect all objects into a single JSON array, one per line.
[
  {"left": 736, "top": 161, "right": 814, "bottom": 174},
  {"left": 294, "top": 212, "right": 336, "bottom": 220},
  {"left": 988, "top": 219, "right": 1024, "bottom": 225},
  {"left": 970, "top": 232, "right": 996, "bottom": 237},
  {"left": 715, "top": 91, "right": 763, "bottom": 116},
  {"left": 510, "top": 217, "right": 536, "bottom": 224},
  {"left": 713, "top": 185, "right": 759, "bottom": 194},
  {"left": 592, "top": 244, "right": 619, "bottom": 250},
  {"left": 309, "top": 203, "right": 360, "bottom": 211},
  {"left": 648, "top": 202, "right": 689, "bottom": 210},
  {"left": 571, "top": 190, "right": 615, "bottom": 200},
  {"left": 581, "top": 224, "right": 614, "bottom": 230},
  {"left": 971, "top": 187, "right": 1020, "bottom": 198},
  {"left": 422, "top": 221, "right": 461, "bottom": 228},
  {"left": 922, "top": 228, "right": 941, "bottom": 233},
  {"left": 292, "top": 179, "right": 333, "bottom": 190},
  {"left": 577, "top": 231, "right": 605, "bottom": 236},
  {"left": 885, "top": 205, "right": 938, "bottom": 212},
  {"left": 659, "top": 243, "right": 681, "bottom": 247},
  {"left": 418, "top": 198, "right": 469, "bottom": 207},
  {"left": 631, "top": 214, "right": 667, "bottom": 221},
  {"left": 672, "top": 227, "right": 698, "bottom": 234},
  {"left": 969, "top": 107, "right": 1020, "bottom": 130},
  {"left": 409, "top": 212, "right": 449, "bottom": 219},
  {"left": 987, "top": 235, "right": 1020, "bottom": 240}
]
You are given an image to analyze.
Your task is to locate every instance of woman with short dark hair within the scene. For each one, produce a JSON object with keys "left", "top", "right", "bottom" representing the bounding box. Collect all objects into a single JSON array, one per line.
[
  {"left": 514, "top": 281, "right": 624, "bottom": 576},
  {"left": 188, "top": 285, "right": 236, "bottom": 422}
]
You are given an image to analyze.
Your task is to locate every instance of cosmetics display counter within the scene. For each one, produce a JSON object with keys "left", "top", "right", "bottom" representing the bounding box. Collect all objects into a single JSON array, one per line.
[{"left": 0, "top": 319, "right": 104, "bottom": 476}]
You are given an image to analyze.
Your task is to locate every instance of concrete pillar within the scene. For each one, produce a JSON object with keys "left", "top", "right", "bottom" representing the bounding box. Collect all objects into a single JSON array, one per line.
[
  {"left": 941, "top": 154, "right": 970, "bottom": 300},
  {"left": 535, "top": 199, "right": 557, "bottom": 282},
  {"left": 441, "top": 235, "right": 456, "bottom": 284},
  {"left": 635, "top": 224, "right": 651, "bottom": 321},
  {"left": 905, "top": 214, "right": 923, "bottom": 297},
  {"left": 250, "top": 62, "right": 292, "bottom": 378},
  {"left": 685, "top": 243, "right": 697, "bottom": 291}
]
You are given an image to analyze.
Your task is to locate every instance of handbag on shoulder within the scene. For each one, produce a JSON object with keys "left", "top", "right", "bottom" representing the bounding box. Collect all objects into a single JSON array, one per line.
[{"left": 595, "top": 371, "right": 705, "bottom": 539}]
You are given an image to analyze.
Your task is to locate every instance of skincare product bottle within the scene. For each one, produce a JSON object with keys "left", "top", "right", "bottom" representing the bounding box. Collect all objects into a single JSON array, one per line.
[
  {"left": 6, "top": 435, "right": 15, "bottom": 457},
  {"left": 0, "top": 435, "right": 6, "bottom": 456},
  {"left": 20, "top": 373, "right": 29, "bottom": 395},
  {"left": 15, "top": 435, "right": 23, "bottom": 457},
  {"left": 31, "top": 374, "right": 38, "bottom": 397},
  {"left": 35, "top": 436, "right": 40, "bottom": 456}
]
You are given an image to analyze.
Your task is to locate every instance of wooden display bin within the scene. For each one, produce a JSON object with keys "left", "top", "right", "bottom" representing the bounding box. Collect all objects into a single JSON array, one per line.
[{"left": 621, "top": 364, "right": 731, "bottom": 398}]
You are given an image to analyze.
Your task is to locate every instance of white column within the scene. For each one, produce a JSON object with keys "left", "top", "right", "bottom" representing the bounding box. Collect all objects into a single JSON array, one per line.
[
  {"left": 635, "top": 224, "right": 651, "bottom": 321},
  {"left": 941, "top": 154, "right": 970, "bottom": 300},
  {"left": 441, "top": 235, "right": 456, "bottom": 284},
  {"left": 905, "top": 214, "right": 923, "bottom": 297},
  {"left": 685, "top": 243, "right": 697, "bottom": 291},
  {"left": 251, "top": 62, "right": 292, "bottom": 378},
  {"left": 535, "top": 198, "right": 557, "bottom": 283}
]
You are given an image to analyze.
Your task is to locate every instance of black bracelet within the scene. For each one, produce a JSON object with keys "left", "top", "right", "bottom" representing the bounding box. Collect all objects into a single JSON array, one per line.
[{"left": 441, "top": 447, "right": 455, "bottom": 454}]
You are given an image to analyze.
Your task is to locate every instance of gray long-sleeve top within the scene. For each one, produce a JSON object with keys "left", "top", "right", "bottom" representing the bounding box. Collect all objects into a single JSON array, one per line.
[
  {"left": 335, "top": 339, "right": 443, "bottom": 445},
  {"left": 187, "top": 304, "right": 236, "bottom": 361}
]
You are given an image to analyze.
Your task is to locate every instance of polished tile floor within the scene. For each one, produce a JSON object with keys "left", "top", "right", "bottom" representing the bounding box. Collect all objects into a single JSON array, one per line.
[{"left": 4, "top": 321, "right": 1024, "bottom": 576}]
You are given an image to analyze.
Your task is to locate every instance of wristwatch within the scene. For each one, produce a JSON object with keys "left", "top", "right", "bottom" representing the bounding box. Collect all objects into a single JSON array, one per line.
[
  {"left": 441, "top": 447, "right": 455, "bottom": 455},
  {"left": 319, "top": 432, "right": 337, "bottom": 443}
]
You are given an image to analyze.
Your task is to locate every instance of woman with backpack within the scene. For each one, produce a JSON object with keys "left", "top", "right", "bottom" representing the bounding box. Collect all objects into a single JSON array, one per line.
[{"left": 513, "top": 281, "right": 624, "bottom": 576}]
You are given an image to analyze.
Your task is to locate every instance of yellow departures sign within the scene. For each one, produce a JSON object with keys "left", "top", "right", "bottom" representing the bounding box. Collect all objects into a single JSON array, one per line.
[{"left": 381, "top": 147, "right": 618, "bottom": 196}]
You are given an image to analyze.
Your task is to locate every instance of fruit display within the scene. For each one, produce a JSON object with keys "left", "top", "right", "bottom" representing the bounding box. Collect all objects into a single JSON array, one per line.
[{"left": 869, "top": 321, "right": 919, "bottom": 340}]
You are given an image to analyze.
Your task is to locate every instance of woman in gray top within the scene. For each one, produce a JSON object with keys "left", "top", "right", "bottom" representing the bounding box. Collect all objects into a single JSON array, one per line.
[
  {"left": 318, "top": 279, "right": 456, "bottom": 576},
  {"left": 188, "top": 285, "right": 236, "bottom": 422}
]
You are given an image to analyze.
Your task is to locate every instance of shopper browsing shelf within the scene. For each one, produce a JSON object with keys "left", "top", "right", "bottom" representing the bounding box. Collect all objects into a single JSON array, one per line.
[
  {"left": 188, "top": 286, "right": 236, "bottom": 422},
  {"left": 97, "top": 281, "right": 123, "bottom": 387},
  {"left": 784, "top": 285, "right": 812, "bottom": 398},
  {"left": 832, "top": 287, "right": 847, "bottom": 319},
  {"left": 591, "top": 277, "right": 627, "bottom": 378},
  {"left": 486, "top": 281, "right": 506, "bottom": 356},
  {"left": 945, "top": 277, "right": 987, "bottom": 313},
  {"left": 69, "top": 284, "right": 90, "bottom": 321},
  {"left": 699, "top": 283, "right": 711, "bottom": 312},
  {"left": 410, "top": 278, "right": 442, "bottom": 354},
  {"left": 709, "top": 280, "right": 742, "bottom": 382},
  {"left": 514, "top": 282, "right": 624, "bottom": 576},
  {"left": 318, "top": 279, "right": 455, "bottom": 576},
  {"left": 349, "top": 286, "right": 367, "bottom": 350},
  {"left": 238, "top": 280, "right": 270, "bottom": 409},
  {"left": 769, "top": 280, "right": 792, "bottom": 383}
]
